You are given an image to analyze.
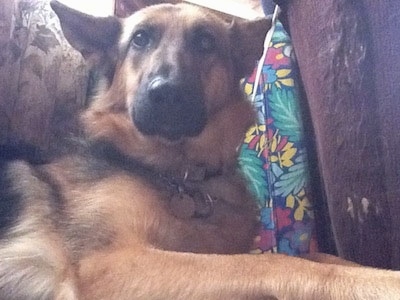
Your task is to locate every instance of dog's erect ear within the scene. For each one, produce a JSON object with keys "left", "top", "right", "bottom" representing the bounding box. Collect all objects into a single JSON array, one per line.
[
  {"left": 231, "top": 17, "right": 272, "bottom": 78},
  {"left": 50, "top": 1, "right": 121, "bottom": 61}
]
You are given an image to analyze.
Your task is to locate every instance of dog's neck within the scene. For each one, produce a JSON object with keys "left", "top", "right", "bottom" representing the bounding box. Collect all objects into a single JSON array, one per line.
[
  {"left": 89, "top": 140, "right": 222, "bottom": 218},
  {"left": 155, "top": 164, "right": 221, "bottom": 219},
  {"left": 88, "top": 139, "right": 223, "bottom": 178}
]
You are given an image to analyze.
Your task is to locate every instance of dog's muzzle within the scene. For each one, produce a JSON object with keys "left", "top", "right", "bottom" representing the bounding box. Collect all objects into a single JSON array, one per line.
[{"left": 132, "top": 76, "right": 207, "bottom": 141}]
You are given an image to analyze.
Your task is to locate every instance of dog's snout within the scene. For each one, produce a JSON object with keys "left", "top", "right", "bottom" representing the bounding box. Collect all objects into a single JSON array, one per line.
[
  {"left": 133, "top": 74, "right": 207, "bottom": 141},
  {"left": 148, "top": 77, "right": 180, "bottom": 104}
]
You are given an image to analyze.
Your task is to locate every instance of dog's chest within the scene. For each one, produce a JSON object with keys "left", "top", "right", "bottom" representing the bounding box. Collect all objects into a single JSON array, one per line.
[
  {"left": 63, "top": 170, "right": 257, "bottom": 256},
  {"left": 139, "top": 174, "right": 257, "bottom": 254}
]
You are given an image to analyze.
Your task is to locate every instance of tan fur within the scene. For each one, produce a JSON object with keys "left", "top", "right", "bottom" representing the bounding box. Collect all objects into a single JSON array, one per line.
[{"left": 1, "top": 2, "right": 399, "bottom": 299}]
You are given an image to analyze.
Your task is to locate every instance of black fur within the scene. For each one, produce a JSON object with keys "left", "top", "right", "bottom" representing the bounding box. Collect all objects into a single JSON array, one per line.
[
  {"left": 86, "top": 140, "right": 163, "bottom": 182},
  {"left": 0, "top": 143, "right": 48, "bottom": 165},
  {"left": 0, "top": 143, "right": 50, "bottom": 237},
  {"left": 0, "top": 162, "right": 23, "bottom": 238}
]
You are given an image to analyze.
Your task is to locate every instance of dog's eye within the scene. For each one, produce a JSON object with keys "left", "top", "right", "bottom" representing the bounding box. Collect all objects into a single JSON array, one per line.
[
  {"left": 192, "top": 31, "right": 216, "bottom": 54},
  {"left": 131, "top": 30, "right": 151, "bottom": 49}
]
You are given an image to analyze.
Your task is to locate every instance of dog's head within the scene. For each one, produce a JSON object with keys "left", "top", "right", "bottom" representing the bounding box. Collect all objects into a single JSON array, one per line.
[{"left": 51, "top": 1, "right": 270, "bottom": 171}]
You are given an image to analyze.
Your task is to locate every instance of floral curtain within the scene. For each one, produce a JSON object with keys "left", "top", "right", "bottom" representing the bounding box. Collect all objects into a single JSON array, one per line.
[{"left": 239, "top": 22, "right": 318, "bottom": 255}]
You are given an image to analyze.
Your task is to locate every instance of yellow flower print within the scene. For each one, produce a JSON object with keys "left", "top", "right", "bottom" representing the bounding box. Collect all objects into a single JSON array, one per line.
[
  {"left": 286, "top": 189, "right": 314, "bottom": 221},
  {"left": 269, "top": 131, "right": 296, "bottom": 168},
  {"left": 244, "top": 124, "right": 267, "bottom": 156}
]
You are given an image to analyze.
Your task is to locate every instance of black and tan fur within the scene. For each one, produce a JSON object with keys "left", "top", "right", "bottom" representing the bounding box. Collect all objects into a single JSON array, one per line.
[{"left": 0, "top": 1, "right": 399, "bottom": 299}]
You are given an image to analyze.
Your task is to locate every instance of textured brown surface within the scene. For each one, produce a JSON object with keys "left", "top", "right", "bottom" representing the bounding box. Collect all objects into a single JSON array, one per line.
[{"left": 278, "top": 0, "right": 400, "bottom": 269}]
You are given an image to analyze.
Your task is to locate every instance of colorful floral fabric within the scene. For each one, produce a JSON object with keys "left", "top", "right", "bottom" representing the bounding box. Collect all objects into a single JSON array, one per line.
[{"left": 239, "top": 22, "right": 318, "bottom": 255}]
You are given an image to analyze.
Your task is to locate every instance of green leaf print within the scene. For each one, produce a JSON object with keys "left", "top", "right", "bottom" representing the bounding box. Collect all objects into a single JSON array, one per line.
[
  {"left": 238, "top": 146, "right": 269, "bottom": 208},
  {"left": 274, "top": 152, "right": 308, "bottom": 197},
  {"left": 269, "top": 85, "right": 302, "bottom": 142}
]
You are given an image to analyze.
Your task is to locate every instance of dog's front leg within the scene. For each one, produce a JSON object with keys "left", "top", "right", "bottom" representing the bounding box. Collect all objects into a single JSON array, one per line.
[{"left": 78, "top": 248, "right": 400, "bottom": 300}]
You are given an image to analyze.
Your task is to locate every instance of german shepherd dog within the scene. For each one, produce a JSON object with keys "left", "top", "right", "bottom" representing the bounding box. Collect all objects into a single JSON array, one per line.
[{"left": 0, "top": 1, "right": 399, "bottom": 299}]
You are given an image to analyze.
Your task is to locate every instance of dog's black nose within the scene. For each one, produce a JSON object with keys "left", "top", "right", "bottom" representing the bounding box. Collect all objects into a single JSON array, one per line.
[
  {"left": 133, "top": 75, "right": 207, "bottom": 140},
  {"left": 148, "top": 77, "right": 181, "bottom": 104}
]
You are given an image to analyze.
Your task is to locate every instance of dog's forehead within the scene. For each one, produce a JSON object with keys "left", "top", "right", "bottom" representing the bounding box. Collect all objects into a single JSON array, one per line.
[{"left": 121, "top": 3, "right": 227, "bottom": 44}]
